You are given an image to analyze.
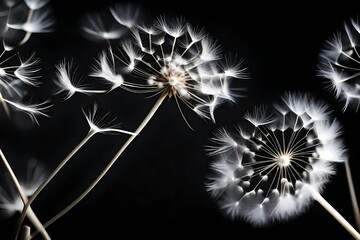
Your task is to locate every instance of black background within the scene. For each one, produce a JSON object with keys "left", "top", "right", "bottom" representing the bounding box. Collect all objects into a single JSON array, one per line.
[{"left": 1, "top": 0, "right": 360, "bottom": 239}]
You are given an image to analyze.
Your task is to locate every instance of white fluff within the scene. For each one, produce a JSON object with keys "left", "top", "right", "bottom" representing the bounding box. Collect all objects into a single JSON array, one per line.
[{"left": 206, "top": 93, "right": 346, "bottom": 225}]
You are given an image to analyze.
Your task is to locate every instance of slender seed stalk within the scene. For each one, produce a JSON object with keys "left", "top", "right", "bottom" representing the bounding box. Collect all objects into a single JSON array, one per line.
[
  {"left": 15, "top": 130, "right": 96, "bottom": 240},
  {"left": 0, "top": 93, "right": 11, "bottom": 118},
  {"left": 312, "top": 191, "right": 360, "bottom": 239},
  {"left": 30, "top": 93, "right": 167, "bottom": 239},
  {"left": 345, "top": 160, "right": 360, "bottom": 230},
  {"left": 0, "top": 149, "right": 51, "bottom": 240},
  {"left": 19, "top": 226, "right": 31, "bottom": 240},
  {"left": 18, "top": 9, "right": 34, "bottom": 47}
]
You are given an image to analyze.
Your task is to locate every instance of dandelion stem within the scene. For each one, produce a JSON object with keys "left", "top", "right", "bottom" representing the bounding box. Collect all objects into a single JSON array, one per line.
[
  {"left": 0, "top": 149, "right": 51, "bottom": 240},
  {"left": 345, "top": 160, "right": 360, "bottom": 230},
  {"left": 170, "top": 37, "right": 177, "bottom": 60},
  {"left": 107, "top": 40, "right": 115, "bottom": 70},
  {"left": 15, "top": 130, "right": 95, "bottom": 240},
  {"left": 313, "top": 191, "right": 360, "bottom": 239},
  {"left": 30, "top": 93, "right": 167, "bottom": 238},
  {"left": 0, "top": 93, "right": 11, "bottom": 118},
  {"left": 19, "top": 225, "right": 31, "bottom": 240},
  {"left": 18, "top": 9, "right": 34, "bottom": 47}
]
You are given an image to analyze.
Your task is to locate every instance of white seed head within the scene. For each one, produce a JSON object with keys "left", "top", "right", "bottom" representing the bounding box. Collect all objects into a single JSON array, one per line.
[
  {"left": 206, "top": 92, "right": 347, "bottom": 225},
  {"left": 91, "top": 15, "right": 248, "bottom": 124},
  {"left": 318, "top": 17, "right": 360, "bottom": 112}
]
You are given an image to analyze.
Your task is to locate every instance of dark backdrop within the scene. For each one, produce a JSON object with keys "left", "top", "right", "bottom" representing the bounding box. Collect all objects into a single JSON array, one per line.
[{"left": 0, "top": 0, "right": 360, "bottom": 239}]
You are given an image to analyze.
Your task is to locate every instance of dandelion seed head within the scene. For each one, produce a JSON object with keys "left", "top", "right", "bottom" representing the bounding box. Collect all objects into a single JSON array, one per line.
[
  {"left": 318, "top": 17, "right": 360, "bottom": 112},
  {"left": 206, "top": 93, "right": 347, "bottom": 225},
  {"left": 91, "top": 15, "right": 248, "bottom": 123}
]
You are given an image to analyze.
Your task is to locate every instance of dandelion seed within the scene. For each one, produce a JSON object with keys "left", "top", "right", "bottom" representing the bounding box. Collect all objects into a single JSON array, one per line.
[
  {"left": 82, "top": 12, "right": 126, "bottom": 41},
  {"left": 7, "top": 8, "right": 54, "bottom": 33},
  {"left": 109, "top": 3, "right": 140, "bottom": 29},
  {"left": 3, "top": 0, "right": 20, "bottom": 8},
  {"left": 3, "top": 99, "right": 52, "bottom": 125},
  {"left": 54, "top": 60, "right": 106, "bottom": 100},
  {"left": 89, "top": 51, "right": 124, "bottom": 91},
  {"left": 206, "top": 93, "right": 359, "bottom": 239},
  {"left": 83, "top": 103, "right": 136, "bottom": 135},
  {"left": 14, "top": 53, "right": 41, "bottom": 86}
]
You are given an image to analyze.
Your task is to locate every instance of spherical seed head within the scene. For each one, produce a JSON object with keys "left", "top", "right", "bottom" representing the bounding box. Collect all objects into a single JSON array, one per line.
[
  {"left": 318, "top": 17, "right": 360, "bottom": 112},
  {"left": 206, "top": 93, "right": 347, "bottom": 225},
  {"left": 90, "top": 14, "right": 248, "bottom": 123}
]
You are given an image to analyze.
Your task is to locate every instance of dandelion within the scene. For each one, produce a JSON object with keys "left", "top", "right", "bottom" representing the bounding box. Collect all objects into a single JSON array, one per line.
[
  {"left": 206, "top": 93, "right": 360, "bottom": 239},
  {"left": 91, "top": 15, "right": 248, "bottom": 123},
  {"left": 16, "top": 103, "right": 135, "bottom": 240},
  {"left": 0, "top": 150, "right": 51, "bottom": 239},
  {"left": 31, "top": 7, "right": 248, "bottom": 235},
  {"left": 318, "top": 16, "right": 360, "bottom": 230}
]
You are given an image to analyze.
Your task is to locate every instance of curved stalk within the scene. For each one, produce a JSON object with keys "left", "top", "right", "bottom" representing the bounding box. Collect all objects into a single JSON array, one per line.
[{"left": 30, "top": 93, "right": 166, "bottom": 239}]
